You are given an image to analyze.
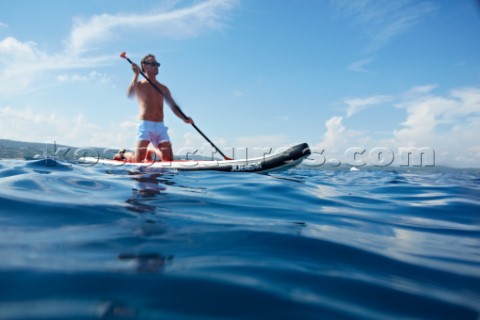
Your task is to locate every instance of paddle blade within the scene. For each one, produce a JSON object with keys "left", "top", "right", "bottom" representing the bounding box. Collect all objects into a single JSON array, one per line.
[{"left": 120, "top": 51, "right": 127, "bottom": 59}]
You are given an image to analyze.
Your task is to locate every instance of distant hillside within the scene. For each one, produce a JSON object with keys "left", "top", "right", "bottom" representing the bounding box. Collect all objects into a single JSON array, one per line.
[
  {"left": 0, "top": 139, "right": 220, "bottom": 161},
  {"left": 0, "top": 139, "right": 52, "bottom": 159},
  {"left": 0, "top": 139, "right": 101, "bottom": 160}
]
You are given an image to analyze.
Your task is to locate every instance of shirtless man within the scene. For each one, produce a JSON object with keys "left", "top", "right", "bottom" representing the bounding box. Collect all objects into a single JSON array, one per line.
[{"left": 127, "top": 54, "right": 193, "bottom": 162}]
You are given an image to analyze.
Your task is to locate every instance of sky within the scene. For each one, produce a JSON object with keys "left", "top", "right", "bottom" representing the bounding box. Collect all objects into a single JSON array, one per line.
[{"left": 1, "top": 0, "right": 479, "bottom": 167}]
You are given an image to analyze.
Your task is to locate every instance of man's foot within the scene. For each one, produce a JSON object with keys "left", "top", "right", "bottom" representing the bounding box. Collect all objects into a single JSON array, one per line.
[{"left": 113, "top": 148, "right": 127, "bottom": 160}]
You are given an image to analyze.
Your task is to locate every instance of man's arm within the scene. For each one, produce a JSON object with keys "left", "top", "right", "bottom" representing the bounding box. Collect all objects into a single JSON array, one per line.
[
  {"left": 127, "top": 63, "right": 140, "bottom": 97},
  {"left": 164, "top": 87, "right": 194, "bottom": 124}
]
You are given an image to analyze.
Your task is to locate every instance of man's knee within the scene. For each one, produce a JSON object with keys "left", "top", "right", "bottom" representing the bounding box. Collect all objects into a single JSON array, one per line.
[{"left": 158, "top": 141, "right": 172, "bottom": 149}]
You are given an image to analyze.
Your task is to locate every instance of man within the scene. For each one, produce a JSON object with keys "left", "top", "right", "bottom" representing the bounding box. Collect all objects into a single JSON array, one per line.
[{"left": 127, "top": 53, "right": 193, "bottom": 162}]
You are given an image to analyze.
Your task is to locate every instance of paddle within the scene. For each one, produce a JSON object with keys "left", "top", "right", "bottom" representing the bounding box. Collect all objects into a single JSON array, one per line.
[{"left": 120, "top": 52, "right": 233, "bottom": 161}]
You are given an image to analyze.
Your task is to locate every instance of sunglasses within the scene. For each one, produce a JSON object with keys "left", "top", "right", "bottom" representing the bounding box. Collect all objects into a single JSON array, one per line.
[{"left": 143, "top": 61, "right": 160, "bottom": 67}]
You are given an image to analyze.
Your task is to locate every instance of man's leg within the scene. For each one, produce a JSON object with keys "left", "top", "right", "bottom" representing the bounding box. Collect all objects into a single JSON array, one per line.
[
  {"left": 135, "top": 140, "right": 149, "bottom": 162},
  {"left": 146, "top": 146, "right": 163, "bottom": 162},
  {"left": 158, "top": 141, "right": 173, "bottom": 162}
]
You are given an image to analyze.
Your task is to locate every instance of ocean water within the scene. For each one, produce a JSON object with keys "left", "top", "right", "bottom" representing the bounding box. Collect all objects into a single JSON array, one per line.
[{"left": 0, "top": 158, "right": 479, "bottom": 320}]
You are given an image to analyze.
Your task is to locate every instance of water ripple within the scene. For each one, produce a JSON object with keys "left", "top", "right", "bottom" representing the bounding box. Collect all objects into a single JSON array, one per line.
[{"left": 0, "top": 160, "right": 479, "bottom": 319}]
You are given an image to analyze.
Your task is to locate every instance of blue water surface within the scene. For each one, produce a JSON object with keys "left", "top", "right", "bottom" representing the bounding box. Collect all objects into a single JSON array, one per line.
[{"left": 0, "top": 159, "right": 479, "bottom": 319}]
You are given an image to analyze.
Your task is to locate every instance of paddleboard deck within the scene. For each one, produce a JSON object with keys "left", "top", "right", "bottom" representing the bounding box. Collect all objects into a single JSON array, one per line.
[{"left": 81, "top": 143, "right": 311, "bottom": 173}]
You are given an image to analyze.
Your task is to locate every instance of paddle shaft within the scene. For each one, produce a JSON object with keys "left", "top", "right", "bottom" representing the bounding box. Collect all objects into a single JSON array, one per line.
[{"left": 121, "top": 54, "right": 232, "bottom": 160}]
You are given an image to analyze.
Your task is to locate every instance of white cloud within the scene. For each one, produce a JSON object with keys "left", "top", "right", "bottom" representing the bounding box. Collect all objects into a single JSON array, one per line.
[
  {"left": 319, "top": 116, "right": 345, "bottom": 152},
  {"left": 311, "top": 116, "right": 373, "bottom": 166},
  {"left": 348, "top": 57, "right": 374, "bottom": 73},
  {"left": 330, "top": 0, "right": 438, "bottom": 52},
  {"left": 345, "top": 94, "right": 393, "bottom": 117},
  {"left": 0, "top": 106, "right": 134, "bottom": 149},
  {"left": 450, "top": 87, "right": 480, "bottom": 115},
  {"left": 0, "top": 0, "right": 237, "bottom": 97},
  {"left": 404, "top": 84, "right": 438, "bottom": 96},
  {"left": 0, "top": 104, "right": 256, "bottom": 159},
  {"left": 66, "top": 0, "right": 238, "bottom": 54},
  {"left": 0, "top": 22, "right": 8, "bottom": 28},
  {"left": 315, "top": 116, "right": 368, "bottom": 152},
  {"left": 314, "top": 85, "right": 480, "bottom": 168},
  {"left": 393, "top": 87, "right": 480, "bottom": 143},
  {"left": 392, "top": 87, "right": 480, "bottom": 167},
  {"left": 0, "top": 37, "right": 39, "bottom": 95},
  {"left": 0, "top": 36, "right": 113, "bottom": 97},
  {"left": 56, "top": 71, "right": 113, "bottom": 85}
]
